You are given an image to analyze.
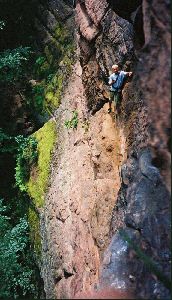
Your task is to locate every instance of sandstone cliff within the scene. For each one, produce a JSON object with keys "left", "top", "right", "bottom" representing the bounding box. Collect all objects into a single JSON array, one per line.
[
  {"left": 1, "top": 0, "right": 168, "bottom": 298},
  {"left": 34, "top": 0, "right": 171, "bottom": 299}
]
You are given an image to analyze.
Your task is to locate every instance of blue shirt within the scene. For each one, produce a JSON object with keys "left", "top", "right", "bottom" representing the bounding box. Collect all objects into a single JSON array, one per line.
[{"left": 109, "top": 71, "right": 127, "bottom": 91}]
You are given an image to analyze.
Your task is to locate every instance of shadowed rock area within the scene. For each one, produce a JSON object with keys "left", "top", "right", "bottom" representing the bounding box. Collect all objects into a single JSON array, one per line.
[{"left": 102, "top": 149, "right": 171, "bottom": 299}]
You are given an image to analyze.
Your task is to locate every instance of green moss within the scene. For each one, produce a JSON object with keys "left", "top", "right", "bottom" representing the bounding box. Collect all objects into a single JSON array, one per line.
[
  {"left": 26, "top": 121, "right": 56, "bottom": 261},
  {"left": 27, "top": 120, "right": 56, "bottom": 208},
  {"left": 31, "top": 20, "right": 75, "bottom": 115},
  {"left": 53, "top": 73, "right": 63, "bottom": 103},
  {"left": 52, "top": 38, "right": 62, "bottom": 52},
  {"left": 39, "top": 61, "right": 51, "bottom": 78},
  {"left": 44, "top": 73, "right": 64, "bottom": 110},
  {"left": 45, "top": 91, "right": 54, "bottom": 101},
  {"left": 28, "top": 207, "right": 42, "bottom": 260},
  {"left": 54, "top": 22, "right": 69, "bottom": 44},
  {"left": 44, "top": 45, "right": 53, "bottom": 64}
]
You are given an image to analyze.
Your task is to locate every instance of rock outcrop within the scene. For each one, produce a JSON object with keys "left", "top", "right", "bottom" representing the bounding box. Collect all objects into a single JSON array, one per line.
[
  {"left": 35, "top": 0, "right": 74, "bottom": 51},
  {"left": 36, "top": 0, "right": 171, "bottom": 299},
  {"left": 40, "top": 60, "right": 127, "bottom": 298},
  {"left": 76, "top": 0, "right": 135, "bottom": 112}
]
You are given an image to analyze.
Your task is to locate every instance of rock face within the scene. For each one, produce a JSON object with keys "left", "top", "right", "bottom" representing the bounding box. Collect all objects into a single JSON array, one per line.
[
  {"left": 37, "top": 0, "right": 170, "bottom": 299},
  {"left": 40, "top": 61, "right": 127, "bottom": 298},
  {"left": 76, "top": 0, "right": 135, "bottom": 112},
  {"left": 102, "top": 149, "right": 171, "bottom": 299},
  {"left": 137, "top": 0, "right": 171, "bottom": 191},
  {"left": 35, "top": 0, "right": 75, "bottom": 53}
]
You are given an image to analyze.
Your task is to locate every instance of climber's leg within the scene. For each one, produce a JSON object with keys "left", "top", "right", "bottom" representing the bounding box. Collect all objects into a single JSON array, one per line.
[
  {"left": 108, "top": 91, "right": 114, "bottom": 113},
  {"left": 114, "top": 92, "right": 118, "bottom": 118},
  {"left": 116, "top": 92, "right": 122, "bottom": 114}
]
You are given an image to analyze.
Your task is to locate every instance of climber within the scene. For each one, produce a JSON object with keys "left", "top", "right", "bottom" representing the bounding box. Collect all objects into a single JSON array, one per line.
[{"left": 108, "top": 64, "right": 133, "bottom": 114}]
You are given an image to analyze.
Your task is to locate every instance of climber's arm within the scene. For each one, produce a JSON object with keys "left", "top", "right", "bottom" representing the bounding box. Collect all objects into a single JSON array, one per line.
[
  {"left": 125, "top": 71, "right": 133, "bottom": 77},
  {"left": 108, "top": 75, "right": 115, "bottom": 86}
]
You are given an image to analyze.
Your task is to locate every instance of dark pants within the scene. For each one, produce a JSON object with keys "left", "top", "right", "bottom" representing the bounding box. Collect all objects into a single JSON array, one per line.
[{"left": 109, "top": 90, "right": 122, "bottom": 113}]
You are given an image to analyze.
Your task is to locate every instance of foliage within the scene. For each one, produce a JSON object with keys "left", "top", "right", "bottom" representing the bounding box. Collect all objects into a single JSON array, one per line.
[
  {"left": 34, "top": 55, "right": 51, "bottom": 79},
  {"left": 0, "top": 5, "right": 74, "bottom": 299},
  {"left": 44, "top": 73, "right": 64, "bottom": 111},
  {"left": 0, "top": 130, "right": 38, "bottom": 193},
  {"left": 29, "top": 57, "right": 62, "bottom": 115},
  {"left": 30, "top": 73, "right": 63, "bottom": 115},
  {"left": 0, "top": 128, "right": 16, "bottom": 153},
  {"left": 0, "top": 20, "right": 5, "bottom": 30},
  {"left": 0, "top": 199, "right": 10, "bottom": 236},
  {"left": 15, "top": 136, "right": 38, "bottom": 192},
  {"left": 0, "top": 121, "right": 56, "bottom": 207},
  {"left": 0, "top": 199, "right": 39, "bottom": 299},
  {"left": 0, "top": 46, "right": 31, "bottom": 83},
  {"left": 65, "top": 110, "right": 79, "bottom": 129},
  {"left": 35, "top": 56, "right": 46, "bottom": 67},
  {"left": 47, "top": 73, "right": 54, "bottom": 82},
  {"left": 32, "top": 84, "right": 45, "bottom": 112},
  {"left": 27, "top": 120, "right": 56, "bottom": 207}
]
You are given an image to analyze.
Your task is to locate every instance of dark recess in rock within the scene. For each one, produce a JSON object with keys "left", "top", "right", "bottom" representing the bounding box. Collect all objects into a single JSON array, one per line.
[
  {"left": 131, "top": 5, "right": 145, "bottom": 51},
  {"left": 92, "top": 98, "right": 108, "bottom": 115},
  {"left": 107, "top": 0, "right": 142, "bottom": 21},
  {"left": 64, "top": 270, "right": 74, "bottom": 279}
]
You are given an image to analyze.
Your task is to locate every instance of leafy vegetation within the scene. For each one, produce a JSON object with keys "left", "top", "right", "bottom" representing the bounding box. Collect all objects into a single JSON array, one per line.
[
  {"left": 29, "top": 72, "right": 64, "bottom": 115},
  {"left": 0, "top": 199, "right": 42, "bottom": 299},
  {"left": 0, "top": 128, "right": 16, "bottom": 153},
  {"left": 0, "top": 129, "right": 43, "bottom": 297},
  {"left": 0, "top": 122, "right": 56, "bottom": 205},
  {"left": 0, "top": 1, "right": 74, "bottom": 298},
  {"left": 31, "top": 84, "right": 45, "bottom": 113},
  {"left": 0, "top": 130, "right": 38, "bottom": 193},
  {"left": 0, "top": 47, "right": 31, "bottom": 83},
  {"left": 0, "top": 2, "right": 58, "bottom": 299},
  {"left": 0, "top": 20, "right": 5, "bottom": 30},
  {"left": 15, "top": 136, "right": 38, "bottom": 192},
  {"left": 65, "top": 110, "right": 79, "bottom": 129}
]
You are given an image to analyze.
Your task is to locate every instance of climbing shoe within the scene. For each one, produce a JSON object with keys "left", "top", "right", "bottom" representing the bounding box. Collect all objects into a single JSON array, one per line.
[{"left": 108, "top": 108, "right": 111, "bottom": 113}]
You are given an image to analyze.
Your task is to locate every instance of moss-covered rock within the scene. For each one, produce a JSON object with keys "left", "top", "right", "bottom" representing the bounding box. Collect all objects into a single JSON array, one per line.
[
  {"left": 27, "top": 120, "right": 56, "bottom": 208},
  {"left": 26, "top": 19, "right": 74, "bottom": 260},
  {"left": 44, "top": 44, "right": 55, "bottom": 65},
  {"left": 25, "top": 119, "right": 56, "bottom": 262},
  {"left": 44, "top": 73, "right": 64, "bottom": 111},
  {"left": 28, "top": 207, "right": 42, "bottom": 260},
  {"left": 31, "top": 20, "right": 75, "bottom": 115}
]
